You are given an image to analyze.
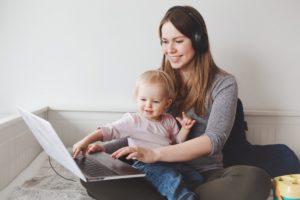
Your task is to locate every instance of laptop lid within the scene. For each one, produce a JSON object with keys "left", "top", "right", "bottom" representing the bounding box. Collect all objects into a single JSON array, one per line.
[{"left": 17, "top": 107, "right": 145, "bottom": 182}]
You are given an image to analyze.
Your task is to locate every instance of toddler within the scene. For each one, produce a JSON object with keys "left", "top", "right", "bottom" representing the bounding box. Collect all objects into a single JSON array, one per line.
[{"left": 73, "top": 70, "right": 203, "bottom": 200}]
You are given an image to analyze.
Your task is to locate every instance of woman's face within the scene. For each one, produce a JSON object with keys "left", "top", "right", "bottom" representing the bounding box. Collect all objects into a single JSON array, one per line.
[{"left": 161, "top": 21, "right": 195, "bottom": 70}]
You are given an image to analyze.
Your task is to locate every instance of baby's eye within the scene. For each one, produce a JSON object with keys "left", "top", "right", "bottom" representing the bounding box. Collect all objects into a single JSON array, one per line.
[
  {"left": 140, "top": 98, "right": 146, "bottom": 101},
  {"left": 153, "top": 100, "right": 160, "bottom": 104}
]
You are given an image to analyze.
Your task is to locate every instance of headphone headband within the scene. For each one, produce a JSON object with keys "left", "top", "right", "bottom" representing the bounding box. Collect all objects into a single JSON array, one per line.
[{"left": 167, "top": 6, "right": 208, "bottom": 53}]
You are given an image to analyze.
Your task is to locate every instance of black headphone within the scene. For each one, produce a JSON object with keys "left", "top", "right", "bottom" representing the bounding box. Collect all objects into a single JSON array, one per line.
[{"left": 167, "top": 6, "right": 208, "bottom": 54}]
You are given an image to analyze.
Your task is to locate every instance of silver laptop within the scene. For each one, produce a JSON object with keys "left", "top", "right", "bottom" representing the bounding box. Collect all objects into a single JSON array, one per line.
[{"left": 18, "top": 107, "right": 145, "bottom": 182}]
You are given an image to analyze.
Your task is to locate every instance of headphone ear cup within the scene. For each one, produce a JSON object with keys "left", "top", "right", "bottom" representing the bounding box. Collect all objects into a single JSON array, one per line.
[
  {"left": 169, "top": 6, "right": 208, "bottom": 54},
  {"left": 192, "top": 31, "right": 207, "bottom": 53}
]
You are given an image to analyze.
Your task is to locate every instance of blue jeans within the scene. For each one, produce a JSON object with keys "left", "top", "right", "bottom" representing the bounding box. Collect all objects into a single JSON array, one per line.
[{"left": 133, "top": 161, "right": 204, "bottom": 200}]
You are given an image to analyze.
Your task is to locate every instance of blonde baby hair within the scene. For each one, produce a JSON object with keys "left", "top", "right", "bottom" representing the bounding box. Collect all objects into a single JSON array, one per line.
[{"left": 134, "top": 70, "right": 176, "bottom": 101}]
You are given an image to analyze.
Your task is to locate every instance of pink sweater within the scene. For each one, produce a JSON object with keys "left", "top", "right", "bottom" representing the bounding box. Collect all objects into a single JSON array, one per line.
[{"left": 101, "top": 112, "right": 179, "bottom": 149}]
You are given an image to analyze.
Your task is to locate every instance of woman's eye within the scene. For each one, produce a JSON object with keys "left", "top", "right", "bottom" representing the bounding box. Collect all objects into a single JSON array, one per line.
[
  {"left": 176, "top": 40, "right": 183, "bottom": 43},
  {"left": 161, "top": 40, "right": 168, "bottom": 44}
]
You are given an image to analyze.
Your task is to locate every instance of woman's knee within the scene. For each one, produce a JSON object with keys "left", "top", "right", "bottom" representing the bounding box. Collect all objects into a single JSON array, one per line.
[
  {"left": 227, "top": 165, "right": 271, "bottom": 186},
  {"left": 195, "top": 166, "right": 272, "bottom": 200},
  {"left": 80, "top": 178, "right": 164, "bottom": 200},
  {"left": 225, "top": 165, "right": 272, "bottom": 199}
]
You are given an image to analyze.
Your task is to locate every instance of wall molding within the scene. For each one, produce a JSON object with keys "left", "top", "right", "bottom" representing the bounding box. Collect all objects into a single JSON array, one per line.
[
  {"left": 245, "top": 110, "right": 300, "bottom": 117},
  {"left": 1, "top": 107, "right": 299, "bottom": 190},
  {"left": 46, "top": 108, "right": 300, "bottom": 159}
]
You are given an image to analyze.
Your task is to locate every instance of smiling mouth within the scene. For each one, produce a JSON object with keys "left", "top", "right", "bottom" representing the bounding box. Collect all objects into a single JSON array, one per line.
[
  {"left": 169, "top": 56, "right": 181, "bottom": 62},
  {"left": 144, "top": 110, "right": 153, "bottom": 114}
]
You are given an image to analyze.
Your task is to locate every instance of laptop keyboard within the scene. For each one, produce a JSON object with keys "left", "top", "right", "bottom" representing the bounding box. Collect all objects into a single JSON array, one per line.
[{"left": 75, "top": 155, "right": 117, "bottom": 177}]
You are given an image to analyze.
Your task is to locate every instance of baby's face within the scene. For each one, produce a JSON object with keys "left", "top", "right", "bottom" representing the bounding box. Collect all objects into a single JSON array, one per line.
[{"left": 136, "top": 83, "right": 172, "bottom": 121}]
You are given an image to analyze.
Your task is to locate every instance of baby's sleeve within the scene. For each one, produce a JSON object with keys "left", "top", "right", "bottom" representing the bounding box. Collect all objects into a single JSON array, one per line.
[
  {"left": 100, "top": 113, "right": 135, "bottom": 141},
  {"left": 165, "top": 114, "right": 179, "bottom": 144}
]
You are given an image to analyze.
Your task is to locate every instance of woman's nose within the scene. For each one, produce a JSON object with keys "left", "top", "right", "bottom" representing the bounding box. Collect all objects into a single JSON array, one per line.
[{"left": 166, "top": 42, "right": 176, "bottom": 53}]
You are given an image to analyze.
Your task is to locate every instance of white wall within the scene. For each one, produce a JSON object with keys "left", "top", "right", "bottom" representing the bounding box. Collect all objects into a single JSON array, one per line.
[{"left": 1, "top": 0, "right": 300, "bottom": 118}]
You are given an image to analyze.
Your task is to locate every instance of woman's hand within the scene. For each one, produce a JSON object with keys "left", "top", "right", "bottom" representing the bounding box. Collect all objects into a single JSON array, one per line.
[{"left": 111, "top": 146, "right": 160, "bottom": 163}]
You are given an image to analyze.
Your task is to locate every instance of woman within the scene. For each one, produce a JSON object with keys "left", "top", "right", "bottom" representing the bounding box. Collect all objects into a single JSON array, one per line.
[{"left": 81, "top": 5, "right": 272, "bottom": 200}]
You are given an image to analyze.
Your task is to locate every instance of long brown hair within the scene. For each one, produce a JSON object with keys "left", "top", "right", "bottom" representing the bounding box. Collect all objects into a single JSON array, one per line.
[{"left": 159, "top": 5, "right": 221, "bottom": 116}]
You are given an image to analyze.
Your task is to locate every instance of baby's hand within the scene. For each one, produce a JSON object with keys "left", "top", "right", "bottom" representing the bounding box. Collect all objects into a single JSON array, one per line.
[
  {"left": 73, "top": 141, "right": 104, "bottom": 158},
  {"left": 86, "top": 143, "right": 105, "bottom": 154},
  {"left": 176, "top": 112, "right": 196, "bottom": 131},
  {"left": 73, "top": 140, "right": 89, "bottom": 158}
]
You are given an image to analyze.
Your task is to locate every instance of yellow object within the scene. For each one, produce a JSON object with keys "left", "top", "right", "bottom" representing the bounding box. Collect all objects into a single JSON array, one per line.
[{"left": 273, "top": 174, "right": 300, "bottom": 200}]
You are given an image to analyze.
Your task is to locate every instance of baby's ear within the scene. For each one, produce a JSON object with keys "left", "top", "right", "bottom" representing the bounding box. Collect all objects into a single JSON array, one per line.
[{"left": 166, "top": 98, "right": 173, "bottom": 108}]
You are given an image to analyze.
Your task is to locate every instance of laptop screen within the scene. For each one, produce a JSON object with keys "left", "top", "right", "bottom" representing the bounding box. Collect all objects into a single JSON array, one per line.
[{"left": 18, "top": 107, "right": 87, "bottom": 181}]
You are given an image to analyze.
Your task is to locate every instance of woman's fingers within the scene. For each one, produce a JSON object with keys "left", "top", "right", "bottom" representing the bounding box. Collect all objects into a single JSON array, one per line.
[
  {"left": 111, "top": 147, "right": 136, "bottom": 159},
  {"left": 126, "top": 151, "right": 140, "bottom": 160},
  {"left": 112, "top": 146, "right": 158, "bottom": 163}
]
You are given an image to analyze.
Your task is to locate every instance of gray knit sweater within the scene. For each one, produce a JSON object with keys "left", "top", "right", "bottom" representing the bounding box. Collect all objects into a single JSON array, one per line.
[{"left": 181, "top": 73, "right": 238, "bottom": 173}]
